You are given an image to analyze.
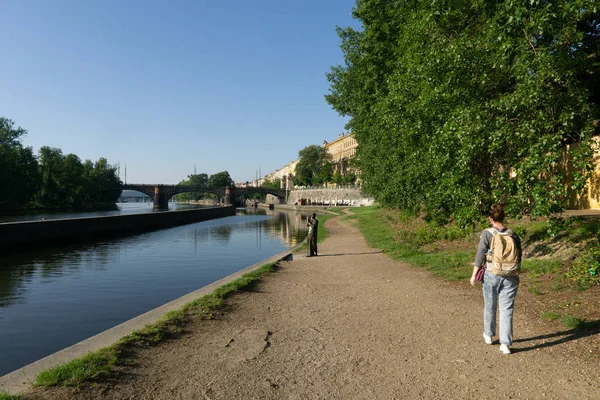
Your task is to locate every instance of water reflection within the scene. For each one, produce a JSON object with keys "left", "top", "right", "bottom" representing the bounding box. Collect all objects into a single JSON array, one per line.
[
  {"left": 242, "top": 208, "right": 310, "bottom": 247},
  {"left": 0, "top": 208, "right": 308, "bottom": 376}
]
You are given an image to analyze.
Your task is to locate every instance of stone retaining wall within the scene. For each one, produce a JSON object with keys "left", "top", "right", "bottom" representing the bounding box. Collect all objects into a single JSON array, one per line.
[{"left": 287, "top": 187, "right": 374, "bottom": 207}]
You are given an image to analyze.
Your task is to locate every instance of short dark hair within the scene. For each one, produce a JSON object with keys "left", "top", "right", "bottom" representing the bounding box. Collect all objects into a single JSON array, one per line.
[
  {"left": 488, "top": 204, "right": 505, "bottom": 222},
  {"left": 312, "top": 213, "right": 317, "bottom": 218}
]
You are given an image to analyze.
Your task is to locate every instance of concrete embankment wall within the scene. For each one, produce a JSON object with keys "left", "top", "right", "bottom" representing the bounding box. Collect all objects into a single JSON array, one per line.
[{"left": 0, "top": 206, "right": 235, "bottom": 250}]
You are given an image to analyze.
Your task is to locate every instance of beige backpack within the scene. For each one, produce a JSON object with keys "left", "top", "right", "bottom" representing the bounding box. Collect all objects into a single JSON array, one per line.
[{"left": 486, "top": 228, "right": 521, "bottom": 276}]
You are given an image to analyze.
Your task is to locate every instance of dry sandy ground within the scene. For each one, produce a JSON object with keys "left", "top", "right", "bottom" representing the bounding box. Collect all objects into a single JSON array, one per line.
[{"left": 27, "top": 216, "right": 599, "bottom": 399}]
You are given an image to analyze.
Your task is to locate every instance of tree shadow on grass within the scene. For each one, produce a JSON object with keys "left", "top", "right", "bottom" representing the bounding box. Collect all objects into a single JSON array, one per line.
[{"left": 512, "top": 319, "right": 600, "bottom": 353}]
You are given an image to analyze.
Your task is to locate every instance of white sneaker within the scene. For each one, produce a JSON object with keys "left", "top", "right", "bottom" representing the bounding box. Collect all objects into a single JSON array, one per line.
[
  {"left": 499, "top": 344, "right": 511, "bottom": 354},
  {"left": 483, "top": 333, "right": 493, "bottom": 345}
]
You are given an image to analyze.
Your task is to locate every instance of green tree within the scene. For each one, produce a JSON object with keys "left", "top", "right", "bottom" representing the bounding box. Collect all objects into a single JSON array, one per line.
[
  {"left": 37, "top": 147, "right": 119, "bottom": 207},
  {"left": 332, "top": 170, "right": 343, "bottom": 185},
  {"left": 189, "top": 173, "right": 209, "bottom": 188},
  {"left": 89, "top": 157, "right": 121, "bottom": 204},
  {"left": 342, "top": 172, "right": 357, "bottom": 184},
  {"left": 62, "top": 153, "right": 86, "bottom": 205},
  {"left": 0, "top": 118, "right": 40, "bottom": 208},
  {"left": 175, "top": 173, "right": 210, "bottom": 201},
  {"left": 37, "top": 146, "right": 67, "bottom": 205},
  {"left": 327, "top": 0, "right": 599, "bottom": 224},
  {"left": 208, "top": 171, "right": 235, "bottom": 187},
  {"left": 261, "top": 178, "right": 282, "bottom": 189},
  {"left": 295, "top": 145, "right": 333, "bottom": 186},
  {"left": 0, "top": 118, "right": 120, "bottom": 209}
]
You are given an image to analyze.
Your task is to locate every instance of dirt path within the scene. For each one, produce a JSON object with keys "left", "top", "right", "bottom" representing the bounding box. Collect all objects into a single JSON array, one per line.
[{"left": 28, "top": 215, "right": 599, "bottom": 399}]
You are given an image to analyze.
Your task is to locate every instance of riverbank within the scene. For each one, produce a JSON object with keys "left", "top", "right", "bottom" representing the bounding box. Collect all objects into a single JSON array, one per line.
[
  {"left": 0, "top": 208, "right": 306, "bottom": 381},
  {"left": 0, "top": 240, "right": 305, "bottom": 396},
  {"left": 16, "top": 210, "right": 600, "bottom": 399}
]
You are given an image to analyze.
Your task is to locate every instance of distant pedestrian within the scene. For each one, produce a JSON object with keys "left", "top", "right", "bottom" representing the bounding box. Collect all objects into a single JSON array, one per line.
[
  {"left": 307, "top": 213, "right": 319, "bottom": 257},
  {"left": 470, "top": 204, "right": 522, "bottom": 354}
]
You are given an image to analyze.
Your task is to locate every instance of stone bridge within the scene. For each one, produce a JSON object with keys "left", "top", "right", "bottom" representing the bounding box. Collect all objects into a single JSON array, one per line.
[{"left": 120, "top": 184, "right": 287, "bottom": 209}]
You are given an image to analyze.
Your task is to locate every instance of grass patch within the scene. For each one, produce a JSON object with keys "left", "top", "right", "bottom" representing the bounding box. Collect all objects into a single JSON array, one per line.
[
  {"left": 0, "top": 392, "right": 24, "bottom": 400},
  {"left": 521, "top": 259, "right": 563, "bottom": 278},
  {"left": 36, "top": 347, "right": 119, "bottom": 387},
  {"left": 35, "top": 262, "right": 279, "bottom": 388},
  {"left": 549, "top": 277, "right": 565, "bottom": 292},
  {"left": 348, "top": 206, "right": 473, "bottom": 281},
  {"left": 316, "top": 214, "right": 338, "bottom": 243},
  {"left": 510, "top": 219, "right": 549, "bottom": 242},
  {"left": 527, "top": 283, "right": 543, "bottom": 295},
  {"left": 348, "top": 206, "right": 600, "bottom": 289},
  {"left": 351, "top": 206, "right": 401, "bottom": 254},
  {"left": 565, "top": 217, "right": 600, "bottom": 242},
  {"left": 560, "top": 314, "right": 585, "bottom": 329},
  {"left": 540, "top": 311, "right": 561, "bottom": 321},
  {"left": 540, "top": 311, "right": 599, "bottom": 331},
  {"left": 403, "top": 251, "right": 473, "bottom": 281},
  {"left": 327, "top": 207, "right": 345, "bottom": 215}
]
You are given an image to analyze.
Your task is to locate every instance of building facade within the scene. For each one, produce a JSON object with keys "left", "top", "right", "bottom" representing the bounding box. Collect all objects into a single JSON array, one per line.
[
  {"left": 255, "top": 133, "right": 359, "bottom": 190},
  {"left": 257, "top": 159, "right": 299, "bottom": 190},
  {"left": 323, "top": 132, "right": 358, "bottom": 178}
]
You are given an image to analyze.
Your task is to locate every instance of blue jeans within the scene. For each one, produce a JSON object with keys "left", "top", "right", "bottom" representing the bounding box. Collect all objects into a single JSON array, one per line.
[{"left": 483, "top": 270, "right": 519, "bottom": 345}]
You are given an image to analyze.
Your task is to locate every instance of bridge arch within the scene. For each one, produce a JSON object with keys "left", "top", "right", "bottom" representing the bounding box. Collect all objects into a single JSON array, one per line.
[
  {"left": 113, "top": 184, "right": 287, "bottom": 209},
  {"left": 119, "top": 189, "right": 152, "bottom": 203}
]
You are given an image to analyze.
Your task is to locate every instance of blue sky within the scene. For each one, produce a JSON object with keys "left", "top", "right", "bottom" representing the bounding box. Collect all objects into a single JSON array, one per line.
[{"left": 1, "top": 0, "right": 358, "bottom": 184}]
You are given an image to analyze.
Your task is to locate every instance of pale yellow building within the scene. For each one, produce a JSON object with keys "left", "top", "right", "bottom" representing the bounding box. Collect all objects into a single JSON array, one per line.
[
  {"left": 262, "top": 159, "right": 299, "bottom": 190},
  {"left": 567, "top": 136, "right": 600, "bottom": 210},
  {"left": 323, "top": 132, "right": 358, "bottom": 178},
  {"left": 259, "top": 133, "right": 359, "bottom": 190}
]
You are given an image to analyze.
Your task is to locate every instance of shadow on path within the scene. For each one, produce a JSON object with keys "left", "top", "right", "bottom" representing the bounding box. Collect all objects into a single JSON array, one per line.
[{"left": 513, "top": 319, "right": 600, "bottom": 353}]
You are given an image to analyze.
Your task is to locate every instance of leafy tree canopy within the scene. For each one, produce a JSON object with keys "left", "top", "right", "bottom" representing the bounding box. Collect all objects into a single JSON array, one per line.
[
  {"left": 1, "top": 117, "right": 121, "bottom": 209},
  {"left": 261, "top": 178, "right": 282, "bottom": 189},
  {"left": 327, "top": 0, "right": 600, "bottom": 225},
  {"left": 37, "top": 147, "right": 120, "bottom": 207},
  {"left": 188, "top": 173, "right": 209, "bottom": 187},
  {"left": 175, "top": 173, "right": 211, "bottom": 201},
  {"left": 0, "top": 118, "right": 39, "bottom": 207},
  {"left": 295, "top": 145, "right": 333, "bottom": 186},
  {"left": 208, "top": 171, "right": 235, "bottom": 187}
]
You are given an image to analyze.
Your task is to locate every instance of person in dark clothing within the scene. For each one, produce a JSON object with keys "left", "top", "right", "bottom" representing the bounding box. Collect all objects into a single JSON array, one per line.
[{"left": 307, "top": 213, "right": 319, "bottom": 257}]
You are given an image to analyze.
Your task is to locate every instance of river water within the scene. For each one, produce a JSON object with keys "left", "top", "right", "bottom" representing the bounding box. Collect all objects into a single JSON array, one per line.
[{"left": 0, "top": 205, "right": 309, "bottom": 376}]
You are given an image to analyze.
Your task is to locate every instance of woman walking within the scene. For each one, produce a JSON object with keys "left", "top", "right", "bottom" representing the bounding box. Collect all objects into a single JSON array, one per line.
[{"left": 470, "top": 204, "right": 522, "bottom": 354}]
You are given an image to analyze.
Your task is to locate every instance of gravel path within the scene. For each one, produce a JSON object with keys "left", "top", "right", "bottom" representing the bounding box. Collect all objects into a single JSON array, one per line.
[{"left": 29, "top": 215, "right": 599, "bottom": 399}]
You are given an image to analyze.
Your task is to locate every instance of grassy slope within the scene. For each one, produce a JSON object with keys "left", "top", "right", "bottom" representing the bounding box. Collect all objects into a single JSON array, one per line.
[
  {"left": 346, "top": 206, "right": 599, "bottom": 331},
  {"left": 347, "top": 206, "right": 599, "bottom": 283},
  {"left": 345, "top": 206, "right": 472, "bottom": 281}
]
